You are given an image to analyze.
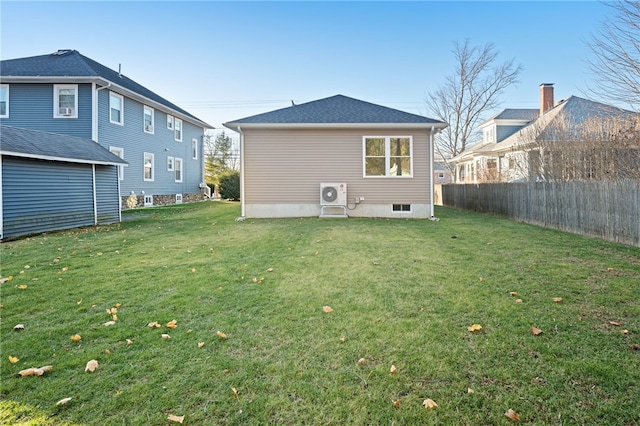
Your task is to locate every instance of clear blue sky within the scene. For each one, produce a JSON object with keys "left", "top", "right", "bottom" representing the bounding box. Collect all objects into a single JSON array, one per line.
[{"left": 1, "top": 1, "right": 609, "bottom": 132}]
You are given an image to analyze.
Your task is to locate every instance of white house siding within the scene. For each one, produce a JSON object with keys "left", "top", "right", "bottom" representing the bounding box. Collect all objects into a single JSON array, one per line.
[{"left": 242, "top": 128, "right": 433, "bottom": 218}]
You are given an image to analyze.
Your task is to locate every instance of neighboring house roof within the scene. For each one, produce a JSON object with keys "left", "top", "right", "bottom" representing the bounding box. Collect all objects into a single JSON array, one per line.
[
  {"left": 224, "top": 95, "right": 447, "bottom": 129},
  {"left": 0, "top": 125, "right": 128, "bottom": 166},
  {"left": 485, "top": 108, "right": 539, "bottom": 122},
  {"left": 0, "top": 49, "right": 211, "bottom": 128},
  {"left": 492, "top": 96, "right": 637, "bottom": 153}
]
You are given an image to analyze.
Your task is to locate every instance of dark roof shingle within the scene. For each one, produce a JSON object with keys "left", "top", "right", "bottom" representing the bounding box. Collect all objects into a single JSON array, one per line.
[
  {"left": 0, "top": 125, "right": 128, "bottom": 165},
  {"left": 1, "top": 50, "right": 209, "bottom": 126},
  {"left": 225, "top": 95, "right": 446, "bottom": 126}
]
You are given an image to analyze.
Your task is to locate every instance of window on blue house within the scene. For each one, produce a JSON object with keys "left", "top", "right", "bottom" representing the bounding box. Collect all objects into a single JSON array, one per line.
[
  {"left": 0, "top": 85, "right": 8, "bottom": 117},
  {"left": 109, "top": 146, "right": 124, "bottom": 180},
  {"left": 174, "top": 118, "right": 182, "bottom": 141},
  {"left": 54, "top": 84, "right": 78, "bottom": 118},
  {"left": 110, "top": 92, "right": 124, "bottom": 125},
  {"left": 144, "top": 152, "right": 154, "bottom": 181},
  {"left": 144, "top": 106, "right": 154, "bottom": 133},
  {"left": 174, "top": 157, "right": 183, "bottom": 182},
  {"left": 192, "top": 139, "right": 198, "bottom": 160}
]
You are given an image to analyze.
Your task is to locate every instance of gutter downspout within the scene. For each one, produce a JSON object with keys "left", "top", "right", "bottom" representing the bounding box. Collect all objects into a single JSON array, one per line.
[
  {"left": 238, "top": 126, "right": 245, "bottom": 218},
  {"left": 93, "top": 82, "right": 111, "bottom": 141},
  {"left": 429, "top": 126, "right": 436, "bottom": 219}
]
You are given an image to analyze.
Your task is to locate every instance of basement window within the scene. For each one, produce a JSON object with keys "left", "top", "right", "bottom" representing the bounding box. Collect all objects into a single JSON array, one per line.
[
  {"left": 144, "top": 195, "right": 153, "bottom": 207},
  {"left": 392, "top": 204, "right": 411, "bottom": 212}
]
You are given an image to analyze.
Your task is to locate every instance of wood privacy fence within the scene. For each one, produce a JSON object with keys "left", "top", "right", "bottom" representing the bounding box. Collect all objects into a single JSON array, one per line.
[{"left": 442, "top": 181, "right": 640, "bottom": 247}]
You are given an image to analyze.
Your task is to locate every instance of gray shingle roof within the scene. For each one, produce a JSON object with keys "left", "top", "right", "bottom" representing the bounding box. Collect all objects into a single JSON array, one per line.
[
  {"left": 492, "top": 108, "right": 540, "bottom": 121},
  {"left": 1, "top": 49, "right": 209, "bottom": 127},
  {"left": 0, "top": 125, "right": 128, "bottom": 165},
  {"left": 225, "top": 95, "right": 446, "bottom": 126}
]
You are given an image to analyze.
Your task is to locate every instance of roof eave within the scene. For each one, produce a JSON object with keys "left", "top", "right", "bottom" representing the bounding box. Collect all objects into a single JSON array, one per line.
[
  {"left": 223, "top": 122, "right": 448, "bottom": 131},
  {"left": 0, "top": 150, "right": 129, "bottom": 166}
]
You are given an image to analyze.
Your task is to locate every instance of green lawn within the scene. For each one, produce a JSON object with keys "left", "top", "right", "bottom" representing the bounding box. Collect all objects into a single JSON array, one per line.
[{"left": 1, "top": 202, "right": 639, "bottom": 425}]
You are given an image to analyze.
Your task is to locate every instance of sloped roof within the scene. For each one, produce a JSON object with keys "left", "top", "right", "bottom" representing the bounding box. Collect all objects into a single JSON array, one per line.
[
  {"left": 492, "top": 96, "right": 638, "bottom": 152},
  {"left": 0, "top": 125, "right": 128, "bottom": 166},
  {"left": 492, "top": 108, "right": 539, "bottom": 121},
  {"left": 0, "top": 50, "right": 210, "bottom": 128},
  {"left": 224, "top": 95, "right": 447, "bottom": 129}
]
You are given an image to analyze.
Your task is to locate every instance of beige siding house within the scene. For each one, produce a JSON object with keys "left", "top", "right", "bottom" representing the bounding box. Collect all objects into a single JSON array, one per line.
[{"left": 224, "top": 95, "right": 447, "bottom": 219}]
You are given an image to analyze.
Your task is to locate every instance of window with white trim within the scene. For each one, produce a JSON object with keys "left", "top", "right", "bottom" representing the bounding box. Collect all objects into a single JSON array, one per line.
[
  {"left": 109, "top": 146, "right": 124, "bottom": 180},
  {"left": 167, "top": 156, "right": 174, "bottom": 171},
  {"left": 143, "top": 152, "right": 154, "bottom": 181},
  {"left": 53, "top": 84, "right": 78, "bottom": 118},
  {"left": 174, "top": 157, "right": 183, "bottom": 182},
  {"left": 109, "top": 91, "right": 124, "bottom": 125},
  {"left": 167, "top": 114, "right": 174, "bottom": 130},
  {"left": 191, "top": 138, "right": 198, "bottom": 160},
  {"left": 174, "top": 118, "right": 182, "bottom": 141},
  {"left": 143, "top": 106, "right": 154, "bottom": 133},
  {"left": 0, "top": 84, "right": 8, "bottom": 117},
  {"left": 363, "top": 136, "right": 413, "bottom": 177}
]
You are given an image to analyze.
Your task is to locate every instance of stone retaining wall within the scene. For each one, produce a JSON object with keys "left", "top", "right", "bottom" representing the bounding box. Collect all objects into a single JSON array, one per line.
[{"left": 121, "top": 193, "right": 206, "bottom": 210}]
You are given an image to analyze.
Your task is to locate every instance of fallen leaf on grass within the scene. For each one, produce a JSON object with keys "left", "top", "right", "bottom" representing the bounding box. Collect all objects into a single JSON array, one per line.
[
  {"left": 505, "top": 408, "right": 520, "bottom": 421},
  {"left": 56, "top": 397, "right": 72, "bottom": 406},
  {"left": 467, "top": 388, "right": 474, "bottom": 394},
  {"left": 467, "top": 324, "right": 482, "bottom": 332},
  {"left": 340, "top": 337, "right": 346, "bottom": 342},
  {"left": 18, "top": 365, "right": 52, "bottom": 377},
  {"left": 630, "top": 344, "right": 640, "bottom": 351},
  {"left": 70, "top": 334, "right": 82, "bottom": 342},
  {"left": 531, "top": 327, "right": 543, "bottom": 336},
  {"left": 392, "top": 399, "right": 401, "bottom": 408},
  {"left": 621, "top": 329, "right": 629, "bottom": 335},
  {"left": 9, "top": 356, "right": 19, "bottom": 364},
  {"left": 198, "top": 342, "right": 205, "bottom": 348},
  {"left": 231, "top": 387, "right": 239, "bottom": 396},
  {"left": 515, "top": 299, "right": 523, "bottom": 304},
  {"left": 13, "top": 324, "right": 25, "bottom": 331},
  {"left": 552, "top": 297, "right": 563, "bottom": 303},
  {"left": 509, "top": 292, "right": 519, "bottom": 296},
  {"left": 266, "top": 268, "right": 274, "bottom": 272},
  {"left": 217, "top": 331, "right": 227, "bottom": 339},
  {"left": 166, "top": 319, "right": 178, "bottom": 329},
  {"left": 390, "top": 365, "right": 397, "bottom": 374},
  {"left": 85, "top": 360, "right": 99, "bottom": 372},
  {"left": 17, "top": 285, "right": 28, "bottom": 289},
  {"left": 147, "top": 321, "right": 161, "bottom": 328},
  {"left": 126, "top": 339, "right": 134, "bottom": 345},
  {"left": 103, "top": 321, "right": 116, "bottom": 326},
  {"left": 322, "top": 306, "right": 334, "bottom": 313},
  {"left": 609, "top": 321, "right": 620, "bottom": 326},
  {"left": 167, "top": 414, "right": 185, "bottom": 424},
  {"left": 423, "top": 398, "right": 438, "bottom": 408},
  {"left": 161, "top": 334, "right": 171, "bottom": 340},
  {"left": 357, "top": 358, "right": 366, "bottom": 365}
]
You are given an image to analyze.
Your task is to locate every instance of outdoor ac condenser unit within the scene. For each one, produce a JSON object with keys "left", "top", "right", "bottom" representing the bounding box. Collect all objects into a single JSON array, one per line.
[{"left": 320, "top": 183, "right": 347, "bottom": 206}]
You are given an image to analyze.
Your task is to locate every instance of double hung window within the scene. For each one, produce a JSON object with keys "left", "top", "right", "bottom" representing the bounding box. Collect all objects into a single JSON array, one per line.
[{"left": 363, "top": 136, "right": 413, "bottom": 177}]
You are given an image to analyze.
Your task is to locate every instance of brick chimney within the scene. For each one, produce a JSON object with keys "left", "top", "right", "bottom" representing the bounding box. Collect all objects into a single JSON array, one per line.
[{"left": 540, "top": 83, "right": 554, "bottom": 115}]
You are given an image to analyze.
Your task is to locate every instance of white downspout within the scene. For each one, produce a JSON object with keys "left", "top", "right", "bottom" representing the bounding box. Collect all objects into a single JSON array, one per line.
[
  {"left": 238, "top": 126, "right": 245, "bottom": 218},
  {"left": 429, "top": 126, "right": 435, "bottom": 218},
  {"left": 92, "top": 164, "right": 98, "bottom": 225}
]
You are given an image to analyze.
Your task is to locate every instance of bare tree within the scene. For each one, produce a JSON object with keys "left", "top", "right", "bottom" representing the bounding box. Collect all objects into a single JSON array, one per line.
[
  {"left": 426, "top": 39, "right": 522, "bottom": 165},
  {"left": 587, "top": 0, "right": 640, "bottom": 109},
  {"left": 514, "top": 114, "right": 640, "bottom": 182}
]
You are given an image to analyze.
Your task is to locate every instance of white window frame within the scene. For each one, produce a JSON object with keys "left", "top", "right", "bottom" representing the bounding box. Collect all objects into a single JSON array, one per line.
[
  {"left": 143, "top": 105, "right": 154, "bottom": 133},
  {"left": 174, "top": 118, "right": 183, "bottom": 142},
  {"left": 191, "top": 138, "right": 198, "bottom": 160},
  {"left": 174, "top": 157, "right": 183, "bottom": 182},
  {"left": 143, "top": 152, "right": 154, "bottom": 182},
  {"left": 0, "top": 84, "right": 8, "bottom": 118},
  {"left": 53, "top": 84, "right": 78, "bottom": 118},
  {"left": 167, "top": 156, "right": 174, "bottom": 171},
  {"left": 109, "top": 146, "right": 125, "bottom": 180},
  {"left": 109, "top": 91, "right": 124, "bottom": 125},
  {"left": 362, "top": 136, "right": 413, "bottom": 178},
  {"left": 144, "top": 195, "right": 154, "bottom": 207},
  {"left": 175, "top": 194, "right": 183, "bottom": 204},
  {"left": 167, "top": 114, "right": 174, "bottom": 130}
]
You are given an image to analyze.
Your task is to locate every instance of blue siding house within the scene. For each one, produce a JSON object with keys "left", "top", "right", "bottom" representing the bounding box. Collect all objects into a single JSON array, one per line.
[
  {"left": 1, "top": 125, "right": 128, "bottom": 240},
  {"left": 0, "top": 49, "right": 212, "bottom": 209}
]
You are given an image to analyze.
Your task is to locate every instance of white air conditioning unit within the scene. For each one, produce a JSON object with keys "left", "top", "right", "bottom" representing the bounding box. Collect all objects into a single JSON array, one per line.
[
  {"left": 145, "top": 125, "right": 154, "bottom": 132},
  {"left": 320, "top": 183, "right": 347, "bottom": 206},
  {"left": 59, "top": 107, "right": 73, "bottom": 116}
]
